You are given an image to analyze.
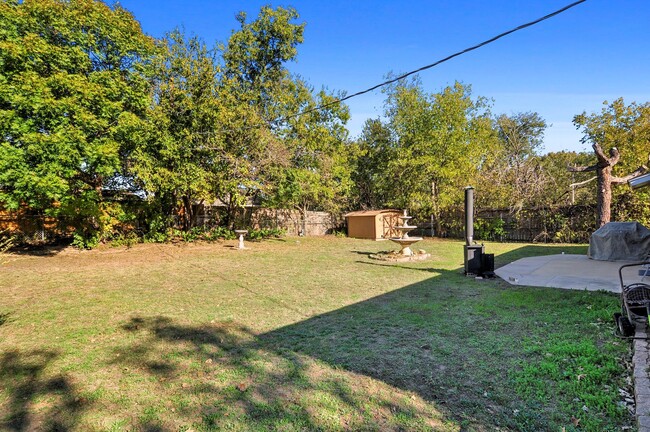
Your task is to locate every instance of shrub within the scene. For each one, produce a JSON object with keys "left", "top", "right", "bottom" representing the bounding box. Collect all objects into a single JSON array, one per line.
[
  {"left": 110, "top": 232, "right": 141, "bottom": 248},
  {"left": 475, "top": 217, "right": 506, "bottom": 241},
  {"left": 71, "top": 231, "right": 100, "bottom": 249},
  {"left": 144, "top": 215, "right": 172, "bottom": 243},
  {"left": 204, "top": 226, "right": 236, "bottom": 241},
  {"left": 247, "top": 228, "right": 285, "bottom": 241}
]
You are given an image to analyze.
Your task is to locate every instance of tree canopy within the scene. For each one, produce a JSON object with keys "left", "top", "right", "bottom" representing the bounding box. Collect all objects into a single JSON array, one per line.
[
  {"left": 351, "top": 79, "right": 497, "bottom": 231},
  {"left": 572, "top": 99, "right": 650, "bottom": 226},
  {"left": 1, "top": 1, "right": 649, "bottom": 246},
  {"left": 0, "top": 0, "right": 155, "bottom": 245}
]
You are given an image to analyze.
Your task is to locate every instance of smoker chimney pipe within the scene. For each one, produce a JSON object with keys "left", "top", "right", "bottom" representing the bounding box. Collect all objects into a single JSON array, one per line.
[{"left": 464, "top": 186, "right": 474, "bottom": 246}]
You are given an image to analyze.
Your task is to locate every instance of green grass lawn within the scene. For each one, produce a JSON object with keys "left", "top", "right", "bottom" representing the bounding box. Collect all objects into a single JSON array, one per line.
[{"left": 0, "top": 237, "right": 634, "bottom": 431}]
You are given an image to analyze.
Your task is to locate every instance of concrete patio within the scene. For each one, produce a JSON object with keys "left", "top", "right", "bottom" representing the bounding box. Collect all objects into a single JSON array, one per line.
[{"left": 495, "top": 254, "right": 649, "bottom": 293}]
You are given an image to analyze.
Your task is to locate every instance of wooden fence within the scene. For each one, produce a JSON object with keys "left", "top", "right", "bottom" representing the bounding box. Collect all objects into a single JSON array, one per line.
[{"left": 434, "top": 205, "right": 598, "bottom": 243}]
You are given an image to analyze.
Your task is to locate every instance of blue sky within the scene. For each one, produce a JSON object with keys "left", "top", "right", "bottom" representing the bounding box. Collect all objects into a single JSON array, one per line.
[{"left": 117, "top": 0, "right": 650, "bottom": 154}]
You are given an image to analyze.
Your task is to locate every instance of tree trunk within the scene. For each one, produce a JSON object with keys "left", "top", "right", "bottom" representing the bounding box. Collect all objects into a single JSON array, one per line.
[
  {"left": 596, "top": 165, "right": 612, "bottom": 227},
  {"left": 431, "top": 180, "right": 442, "bottom": 235},
  {"left": 569, "top": 144, "right": 648, "bottom": 228},
  {"left": 182, "top": 195, "right": 194, "bottom": 230},
  {"left": 569, "top": 144, "right": 620, "bottom": 228},
  {"left": 297, "top": 203, "right": 307, "bottom": 236}
]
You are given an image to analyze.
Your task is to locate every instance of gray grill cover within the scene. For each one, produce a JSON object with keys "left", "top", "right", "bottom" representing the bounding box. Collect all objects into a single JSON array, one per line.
[{"left": 588, "top": 222, "right": 650, "bottom": 261}]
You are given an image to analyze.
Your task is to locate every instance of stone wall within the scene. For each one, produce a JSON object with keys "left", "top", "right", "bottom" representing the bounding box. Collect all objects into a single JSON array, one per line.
[
  {"left": 196, "top": 205, "right": 340, "bottom": 236},
  {"left": 251, "top": 209, "right": 338, "bottom": 236}
]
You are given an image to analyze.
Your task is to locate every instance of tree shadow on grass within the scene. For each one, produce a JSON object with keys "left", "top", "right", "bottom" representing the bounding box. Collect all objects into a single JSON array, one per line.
[
  {"left": 109, "top": 274, "right": 547, "bottom": 430},
  {"left": 0, "top": 349, "right": 87, "bottom": 431},
  {"left": 356, "top": 260, "right": 447, "bottom": 274},
  {"left": 6, "top": 240, "right": 72, "bottom": 257},
  {"left": 106, "top": 243, "right": 623, "bottom": 431},
  {"left": 0, "top": 312, "right": 11, "bottom": 327},
  {"left": 112, "top": 315, "right": 456, "bottom": 431}
]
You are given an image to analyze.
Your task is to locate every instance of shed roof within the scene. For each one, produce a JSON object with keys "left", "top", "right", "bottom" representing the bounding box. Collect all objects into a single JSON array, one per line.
[{"left": 345, "top": 209, "right": 401, "bottom": 217}]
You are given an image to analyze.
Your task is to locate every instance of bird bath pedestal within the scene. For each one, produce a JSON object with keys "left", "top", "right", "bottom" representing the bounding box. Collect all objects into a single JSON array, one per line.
[
  {"left": 234, "top": 230, "right": 248, "bottom": 250},
  {"left": 390, "top": 211, "right": 423, "bottom": 257}
]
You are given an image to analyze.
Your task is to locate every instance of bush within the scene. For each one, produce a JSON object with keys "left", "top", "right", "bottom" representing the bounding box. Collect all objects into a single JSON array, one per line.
[
  {"left": 475, "top": 217, "right": 505, "bottom": 241},
  {"left": 247, "top": 228, "right": 285, "bottom": 241},
  {"left": 204, "top": 226, "right": 236, "bottom": 241},
  {"left": 71, "top": 231, "right": 101, "bottom": 249},
  {"left": 107, "top": 224, "right": 283, "bottom": 246},
  {"left": 144, "top": 215, "right": 172, "bottom": 243},
  {"left": 110, "top": 232, "right": 140, "bottom": 248},
  {"left": 180, "top": 227, "right": 204, "bottom": 243}
]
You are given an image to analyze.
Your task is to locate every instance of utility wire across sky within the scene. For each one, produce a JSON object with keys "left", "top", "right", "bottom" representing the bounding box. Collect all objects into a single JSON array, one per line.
[{"left": 284, "top": 0, "right": 588, "bottom": 121}]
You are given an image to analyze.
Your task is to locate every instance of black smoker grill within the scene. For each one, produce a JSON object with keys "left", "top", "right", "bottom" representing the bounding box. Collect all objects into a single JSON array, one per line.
[{"left": 464, "top": 186, "right": 494, "bottom": 276}]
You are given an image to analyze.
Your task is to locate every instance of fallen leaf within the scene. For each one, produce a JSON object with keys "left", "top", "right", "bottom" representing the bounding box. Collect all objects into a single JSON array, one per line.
[
  {"left": 571, "top": 416, "right": 580, "bottom": 427},
  {"left": 236, "top": 382, "right": 249, "bottom": 392}
]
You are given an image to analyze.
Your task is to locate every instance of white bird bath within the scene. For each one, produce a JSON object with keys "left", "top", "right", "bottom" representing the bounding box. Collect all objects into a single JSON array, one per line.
[
  {"left": 234, "top": 229, "right": 248, "bottom": 250},
  {"left": 390, "top": 210, "right": 423, "bottom": 256}
]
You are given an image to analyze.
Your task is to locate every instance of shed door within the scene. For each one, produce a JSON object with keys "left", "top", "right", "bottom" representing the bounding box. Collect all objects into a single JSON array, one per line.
[{"left": 382, "top": 214, "right": 399, "bottom": 239}]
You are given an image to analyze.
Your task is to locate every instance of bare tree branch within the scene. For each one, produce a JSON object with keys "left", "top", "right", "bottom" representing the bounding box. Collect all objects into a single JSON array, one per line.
[
  {"left": 592, "top": 143, "right": 608, "bottom": 161},
  {"left": 568, "top": 164, "right": 598, "bottom": 172},
  {"left": 611, "top": 165, "right": 649, "bottom": 184},
  {"left": 592, "top": 143, "right": 620, "bottom": 166},
  {"left": 570, "top": 176, "right": 597, "bottom": 188}
]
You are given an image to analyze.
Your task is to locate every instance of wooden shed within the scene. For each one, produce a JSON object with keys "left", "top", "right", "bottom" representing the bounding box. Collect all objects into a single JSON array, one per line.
[{"left": 345, "top": 210, "right": 403, "bottom": 240}]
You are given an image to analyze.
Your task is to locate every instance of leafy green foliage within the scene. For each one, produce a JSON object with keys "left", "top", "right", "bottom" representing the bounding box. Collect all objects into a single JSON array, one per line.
[
  {"left": 380, "top": 79, "right": 497, "bottom": 225},
  {"left": 574, "top": 99, "right": 650, "bottom": 175},
  {"left": 573, "top": 98, "right": 650, "bottom": 224},
  {"left": 132, "top": 30, "right": 220, "bottom": 230},
  {"left": 247, "top": 227, "right": 285, "bottom": 241},
  {"left": 474, "top": 217, "right": 505, "bottom": 241},
  {"left": 109, "top": 231, "right": 140, "bottom": 248},
  {"left": 223, "top": 6, "right": 304, "bottom": 109},
  {"left": 268, "top": 87, "right": 352, "bottom": 220},
  {"left": 0, "top": 0, "right": 155, "bottom": 243},
  {"left": 351, "top": 118, "right": 394, "bottom": 210},
  {"left": 204, "top": 226, "right": 237, "bottom": 241}
]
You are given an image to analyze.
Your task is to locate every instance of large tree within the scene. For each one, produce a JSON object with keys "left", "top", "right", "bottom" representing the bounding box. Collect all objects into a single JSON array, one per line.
[
  {"left": 382, "top": 79, "right": 497, "bottom": 232},
  {"left": 478, "top": 112, "right": 549, "bottom": 210},
  {"left": 216, "top": 6, "right": 305, "bottom": 226},
  {"left": 0, "top": 0, "right": 155, "bottom": 245},
  {"left": 269, "top": 85, "right": 352, "bottom": 232},
  {"left": 351, "top": 118, "right": 395, "bottom": 210},
  {"left": 132, "top": 31, "right": 222, "bottom": 231},
  {"left": 571, "top": 99, "right": 649, "bottom": 227}
]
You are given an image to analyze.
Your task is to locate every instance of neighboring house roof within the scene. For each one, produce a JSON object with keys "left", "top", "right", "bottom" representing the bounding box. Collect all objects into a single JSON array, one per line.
[{"left": 344, "top": 209, "right": 401, "bottom": 217}]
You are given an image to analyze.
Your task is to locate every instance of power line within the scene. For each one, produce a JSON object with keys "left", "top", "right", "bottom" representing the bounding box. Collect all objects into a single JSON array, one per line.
[
  {"left": 285, "top": 0, "right": 588, "bottom": 121},
  {"left": 167, "top": 0, "right": 587, "bottom": 135}
]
